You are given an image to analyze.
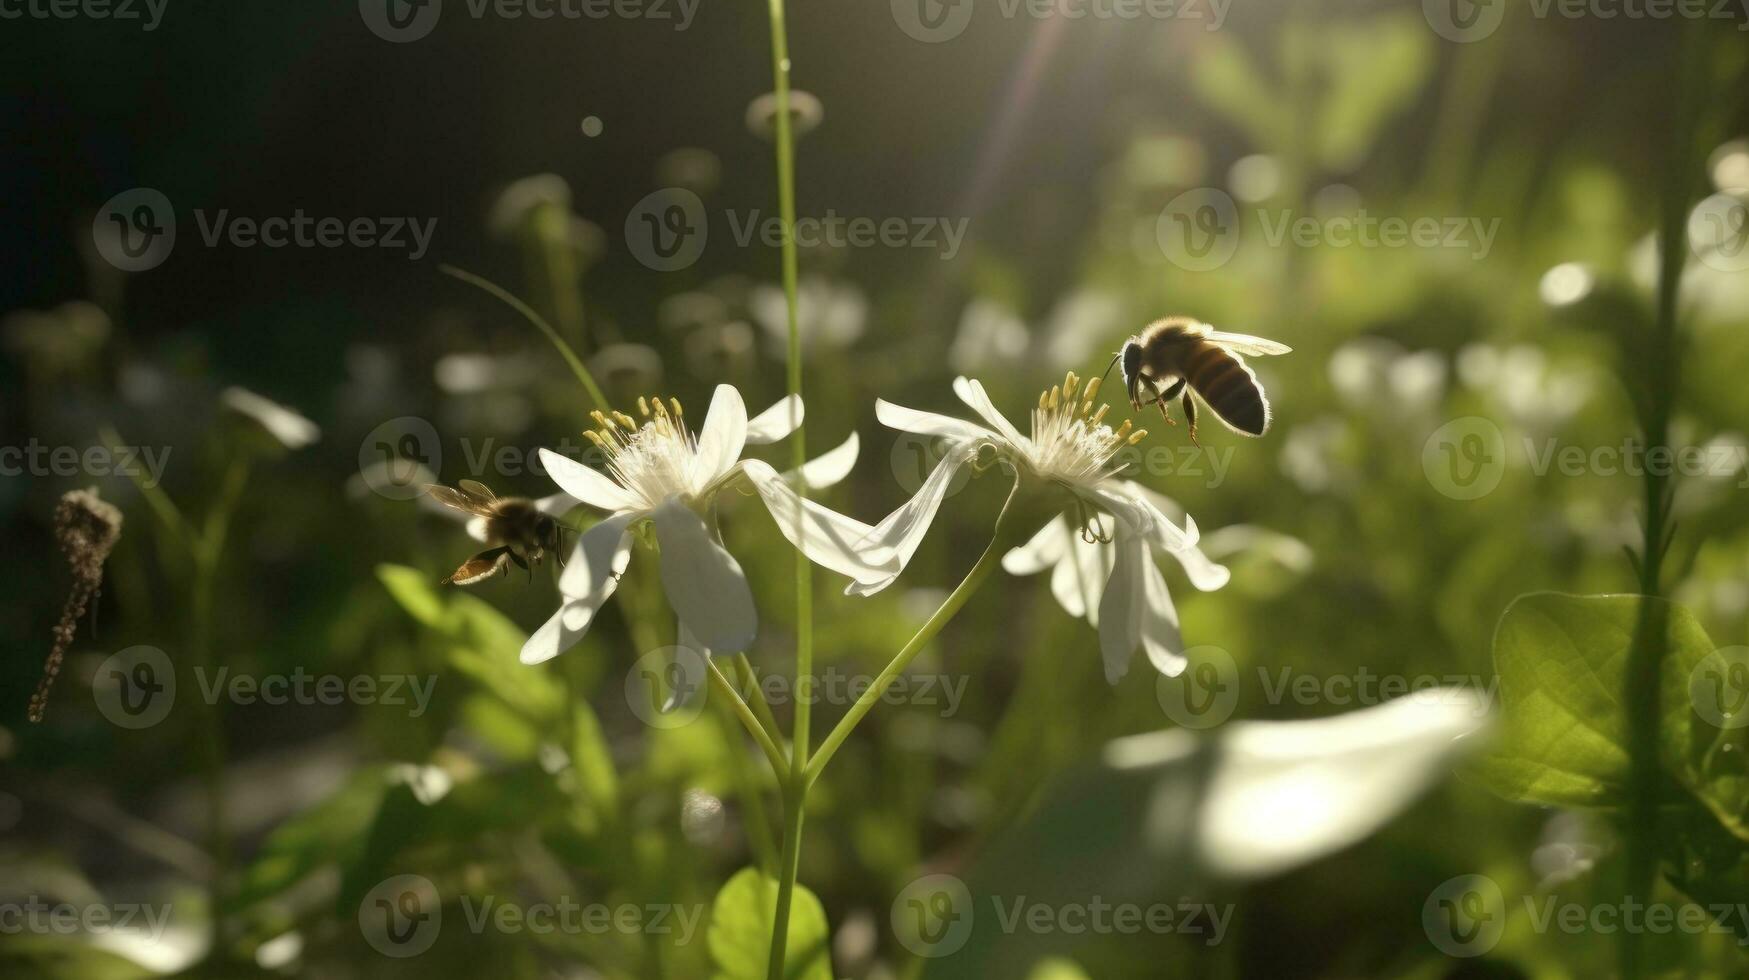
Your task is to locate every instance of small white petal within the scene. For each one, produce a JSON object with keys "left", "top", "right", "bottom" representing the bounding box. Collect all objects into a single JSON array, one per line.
[
  {"left": 222, "top": 386, "right": 321, "bottom": 449},
  {"left": 540, "top": 448, "right": 639, "bottom": 512},
  {"left": 1097, "top": 525, "right": 1149, "bottom": 684},
  {"left": 745, "top": 394, "right": 804, "bottom": 444},
  {"left": 1052, "top": 526, "right": 1114, "bottom": 625},
  {"left": 1002, "top": 517, "right": 1070, "bottom": 576},
  {"left": 1171, "top": 541, "right": 1231, "bottom": 592},
  {"left": 789, "top": 431, "right": 859, "bottom": 489},
  {"left": 558, "top": 510, "right": 638, "bottom": 601},
  {"left": 653, "top": 496, "right": 757, "bottom": 652},
  {"left": 533, "top": 492, "right": 581, "bottom": 517},
  {"left": 521, "top": 599, "right": 596, "bottom": 665},
  {"left": 692, "top": 384, "right": 750, "bottom": 486},
  {"left": 844, "top": 439, "right": 979, "bottom": 597},
  {"left": 1121, "top": 481, "right": 1229, "bottom": 590},
  {"left": 874, "top": 398, "right": 991, "bottom": 442},
  {"left": 1077, "top": 484, "right": 1157, "bottom": 540},
  {"left": 951, "top": 376, "right": 1029, "bottom": 451},
  {"left": 740, "top": 460, "right": 896, "bottom": 586},
  {"left": 1138, "top": 556, "right": 1186, "bottom": 677}
]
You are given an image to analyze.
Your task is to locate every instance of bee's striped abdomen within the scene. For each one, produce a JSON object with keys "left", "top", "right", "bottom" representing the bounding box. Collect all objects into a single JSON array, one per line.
[{"left": 1185, "top": 342, "right": 1269, "bottom": 435}]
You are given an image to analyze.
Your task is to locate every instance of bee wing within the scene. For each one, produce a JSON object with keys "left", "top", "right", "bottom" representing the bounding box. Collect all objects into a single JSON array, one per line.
[
  {"left": 458, "top": 479, "right": 499, "bottom": 504},
  {"left": 1203, "top": 330, "right": 1292, "bottom": 357},
  {"left": 424, "top": 484, "right": 496, "bottom": 517},
  {"left": 443, "top": 547, "right": 511, "bottom": 586}
]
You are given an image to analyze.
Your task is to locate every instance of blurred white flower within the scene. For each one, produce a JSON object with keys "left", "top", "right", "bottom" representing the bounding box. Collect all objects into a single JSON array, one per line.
[
  {"left": 221, "top": 387, "right": 320, "bottom": 449},
  {"left": 487, "top": 173, "right": 572, "bottom": 239},
  {"left": 1458, "top": 343, "right": 1590, "bottom": 432},
  {"left": 1040, "top": 289, "right": 1124, "bottom": 370},
  {"left": 524, "top": 387, "right": 888, "bottom": 664},
  {"left": 1328, "top": 339, "right": 1445, "bottom": 416},
  {"left": 863, "top": 373, "right": 1211, "bottom": 682},
  {"left": 948, "top": 298, "right": 1030, "bottom": 375},
  {"left": 752, "top": 277, "right": 867, "bottom": 355}
]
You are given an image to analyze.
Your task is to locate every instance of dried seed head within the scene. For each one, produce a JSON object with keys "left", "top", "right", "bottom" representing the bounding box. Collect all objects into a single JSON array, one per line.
[{"left": 30, "top": 487, "right": 123, "bottom": 723}]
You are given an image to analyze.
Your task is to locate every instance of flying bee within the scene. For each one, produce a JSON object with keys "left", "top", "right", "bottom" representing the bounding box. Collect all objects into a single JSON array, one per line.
[
  {"left": 1105, "top": 316, "right": 1292, "bottom": 444},
  {"left": 424, "top": 480, "right": 568, "bottom": 585}
]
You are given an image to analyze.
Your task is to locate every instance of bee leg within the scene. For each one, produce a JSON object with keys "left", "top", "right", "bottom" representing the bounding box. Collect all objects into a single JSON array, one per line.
[
  {"left": 1181, "top": 390, "right": 1200, "bottom": 446},
  {"left": 1155, "top": 378, "right": 1187, "bottom": 426}
]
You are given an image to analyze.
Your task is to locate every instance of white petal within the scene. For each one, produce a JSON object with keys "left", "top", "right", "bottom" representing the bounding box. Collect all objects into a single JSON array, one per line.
[
  {"left": 1138, "top": 556, "right": 1186, "bottom": 677},
  {"left": 1097, "top": 525, "right": 1148, "bottom": 684},
  {"left": 533, "top": 492, "right": 580, "bottom": 517},
  {"left": 740, "top": 460, "right": 896, "bottom": 586},
  {"left": 874, "top": 398, "right": 991, "bottom": 442},
  {"left": 653, "top": 496, "right": 757, "bottom": 652},
  {"left": 1121, "top": 481, "right": 1229, "bottom": 590},
  {"left": 745, "top": 394, "right": 804, "bottom": 444},
  {"left": 557, "top": 510, "right": 638, "bottom": 601},
  {"left": 1002, "top": 517, "right": 1070, "bottom": 576},
  {"left": 540, "top": 448, "right": 639, "bottom": 512},
  {"left": 844, "top": 440, "right": 979, "bottom": 597},
  {"left": 951, "top": 376, "right": 1029, "bottom": 451},
  {"left": 521, "top": 597, "right": 612, "bottom": 665},
  {"left": 692, "top": 384, "right": 749, "bottom": 486},
  {"left": 789, "top": 431, "right": 859, "bottom": 489},
  {"left": 1051, "top": 525, "right": 1114, "bottom": 625},
  {"left": 1077, "top": 483, "right": 1158, "bottom": 541},
  {"left": 1170, "top": 540, "right": 1231, "bottom": 592}
]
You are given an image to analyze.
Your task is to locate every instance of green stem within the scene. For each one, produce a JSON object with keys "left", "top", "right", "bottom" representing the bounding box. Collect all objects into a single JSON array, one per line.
[
  {"left": 710, "top": 659, "right": 789, "bottom": 775},
  {"left": 1620, "top": 22, "right": 1703, "bottom": 980},
  {"left": 805, "top": 474, "right": 1023, "bottom": 788},
  {"left": 736, "top": 652, "right": 785, "bottom": 750},
  {"left": 763, "top": 0, "right": 811, "bottom": 976},
  {"left": 440, "top": 264, "right": 610, "bottom": 413}
]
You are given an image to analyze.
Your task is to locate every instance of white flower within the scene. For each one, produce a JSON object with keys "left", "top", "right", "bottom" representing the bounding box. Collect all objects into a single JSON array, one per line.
[
  {"left": 860, "top": 373, "right": 1212, "bottom": 682},
  {"left": 523, "top": 385, "right": 891, "bottom": 665}
]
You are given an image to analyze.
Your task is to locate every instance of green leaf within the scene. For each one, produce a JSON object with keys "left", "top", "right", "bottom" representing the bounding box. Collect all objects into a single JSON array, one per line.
[
  {"left": 707, "top": 868, "right": 832, "bottom": 980},
  {"left": 377, "top": 563, "right": 448, "bottom": 630},
  {"left": 1473, "top": 593, "right": 1714, "bottom": 810}
]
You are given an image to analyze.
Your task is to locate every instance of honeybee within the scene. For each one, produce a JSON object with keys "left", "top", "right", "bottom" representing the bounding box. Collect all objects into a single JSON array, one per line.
[
  {"left": 425, "top": 480, "right": 567, "bottom": 585},
  {"left": 1108, "top": 317, "right": 1292, "bottom": 443}
]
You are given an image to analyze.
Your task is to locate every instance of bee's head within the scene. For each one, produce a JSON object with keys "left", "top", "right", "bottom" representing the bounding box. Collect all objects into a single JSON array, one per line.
[{"left": 1119, "top": 340, "right": 1143, "bottom": 405}]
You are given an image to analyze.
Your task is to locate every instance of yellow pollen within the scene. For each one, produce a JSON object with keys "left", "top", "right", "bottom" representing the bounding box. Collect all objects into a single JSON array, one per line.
[
  {"left": 1128, "top": 429, "right": 1149, "bottom": 444},
  {"left": 613, "top": 411, "right": 636, "bottom": 429},
  {"left": 1049, "top": 386, "right": 1061, "bottom": 410},
  {"left": 583, "top": 430, "right": 605, "bottom": 448},
  {"left": 1039, "top": 390, "right": 1050, "bottom": 410},
  {"left": 671, "top": 397, "right": 683, "bottom": 417},
  {"left": 1114, "top": 420, "right": 1132, "bottom": 440},
  {"left": 1084, "top": 376, "right": 1102, "bottom": 402},
  {"left": 590, "top": 410, "right": 614, "bottom": 430},
  {"left": 1090, "top": 404, "right": 1109, "bottom": 426},
  {"left": 1064, "top": 371, "right": 1079, "bottom": 399},
  {"left": 637, "top": 396, "right": 650, "bottom": 416}
]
